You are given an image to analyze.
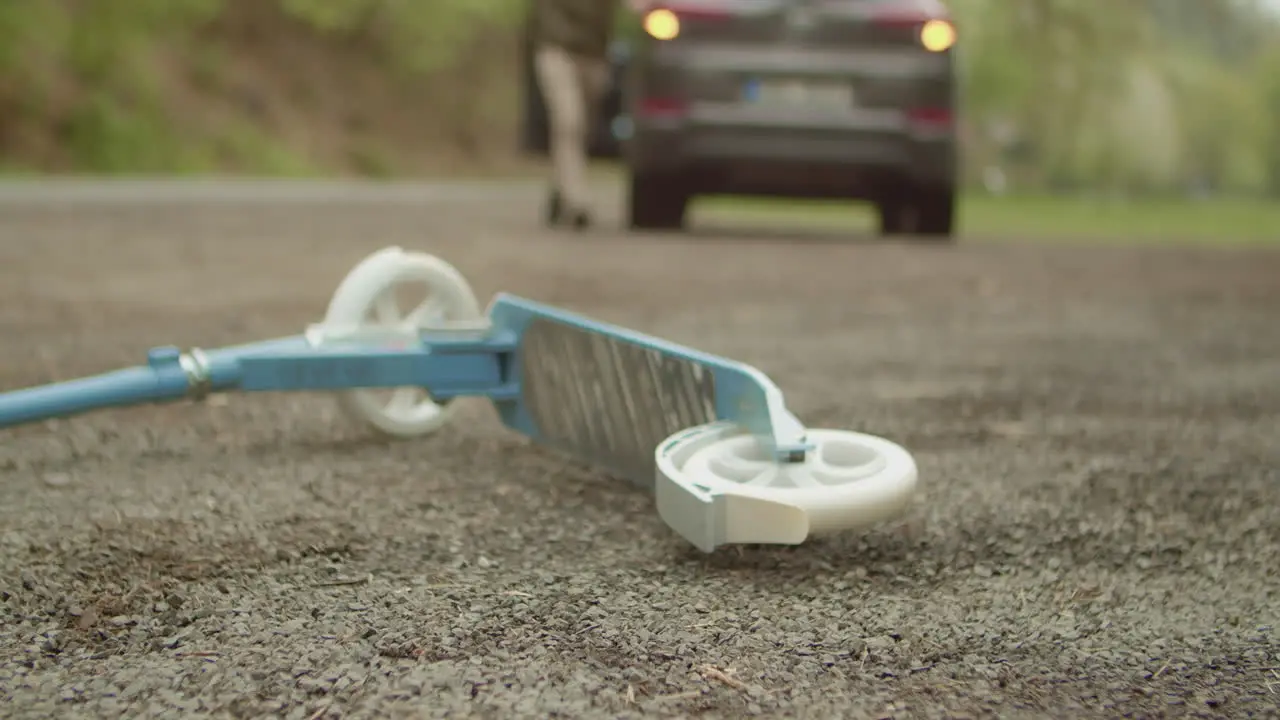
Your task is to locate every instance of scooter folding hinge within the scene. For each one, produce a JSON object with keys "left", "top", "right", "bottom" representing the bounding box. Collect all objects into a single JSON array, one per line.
[{"left": 304, "top": 318, "right": 494, "bottom": 348}]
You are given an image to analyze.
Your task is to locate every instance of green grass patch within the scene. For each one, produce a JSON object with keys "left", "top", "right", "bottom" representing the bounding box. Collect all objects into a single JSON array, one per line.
[
  {"left": 212, "top": 121, "right": 319, "bottom": 177},
  {"left": 696, "top": 193, "right": 1280, "bottom": 245}
]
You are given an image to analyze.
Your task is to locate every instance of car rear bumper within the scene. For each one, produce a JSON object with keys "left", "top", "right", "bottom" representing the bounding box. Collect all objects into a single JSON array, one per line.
[{"left": 626, "top": 112, "right": 954, "bottom": 199}]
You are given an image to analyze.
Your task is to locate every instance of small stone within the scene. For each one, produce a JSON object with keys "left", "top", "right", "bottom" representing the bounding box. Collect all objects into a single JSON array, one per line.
[
  {"left": 42, "top": 473, "right": 71, "bottom": 487},
  {"left": 865, "top": 636, "right": 894, "bottom": 650}
]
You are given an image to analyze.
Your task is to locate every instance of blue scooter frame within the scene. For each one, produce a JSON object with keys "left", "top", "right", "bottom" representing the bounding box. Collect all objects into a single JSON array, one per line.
[{"left": 0, "top": 294, "right": 810, "bottom": 489}]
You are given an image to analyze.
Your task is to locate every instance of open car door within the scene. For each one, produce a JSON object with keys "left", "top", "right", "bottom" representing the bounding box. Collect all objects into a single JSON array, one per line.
[{"left": 519, "top": 6, "right": 637, "bottom": 159}]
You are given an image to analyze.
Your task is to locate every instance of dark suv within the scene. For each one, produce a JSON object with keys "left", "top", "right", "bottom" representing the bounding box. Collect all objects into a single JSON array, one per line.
[{"left": 522, "top": 0, "right": 959, "bottom": 239}]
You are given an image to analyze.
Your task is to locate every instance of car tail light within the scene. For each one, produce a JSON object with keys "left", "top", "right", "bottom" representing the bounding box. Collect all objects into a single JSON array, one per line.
[
  {"left": 642, "top": 2, "right": 730, "bottom": 40},
  {"left": 907, "top": 107, "right": 953, "bottom": 129},
  {"left": 637, "top": 96, "right": 689, "bottom": 119},
  {"left": 870, "top": 8, "right": 957, "bottom": 52}
]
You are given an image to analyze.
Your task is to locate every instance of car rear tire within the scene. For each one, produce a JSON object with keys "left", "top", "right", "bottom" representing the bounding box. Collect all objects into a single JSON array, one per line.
[
  {"left": 876, "top": 186, "right": 956, "bottom": 241},
  {"left": 876, "top": 196, "right": 908, "bottom": 236},
  {"left": 915, "top": 187, "right": 956, "bottom": 239},
  {"left": 628, "top": 171, "right": 690, "bottom": 231}
]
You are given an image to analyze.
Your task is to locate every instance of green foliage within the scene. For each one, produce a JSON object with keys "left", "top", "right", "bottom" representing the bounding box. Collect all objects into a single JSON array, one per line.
[
  {"left": 0, "top": 1, "right": 71, "bottom": 120},
  {"left": 278, "top": 0, "right": 526, "bottom": 75},
  {"left": 1255, "top": 41, "right": 1280, "bottom": 196},
  {"left": 64, "top": 0, "right": 221, "bottom": 85},
  {"left": 949, "top": 0, "right": 1278, "bottom": 195},
  {"left": 951, "top": 0, "right": 1034, "bottom": 115},
  {"left": 277, "top": 0, "right": 373, "bottom": 33},
  {"left": 212, "top": 120, "right": 317, "bottom": 176},
  {"left": 0, "top": 2, "right": 70, "bottom": 76},
  {"left": 0, "top": 0, "right": 226, "bottom": 172},
  {"left": 0, "top": 0, "right": 531, "bottom": 174}
]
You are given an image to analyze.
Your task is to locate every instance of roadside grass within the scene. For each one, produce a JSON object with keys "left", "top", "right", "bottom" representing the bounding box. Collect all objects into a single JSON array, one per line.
[{"left": 695, "top": 194, "right": 1280, "bottom": 245}]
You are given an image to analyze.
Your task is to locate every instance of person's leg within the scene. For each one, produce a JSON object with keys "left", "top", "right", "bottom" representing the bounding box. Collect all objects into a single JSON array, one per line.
[
  {"left": 559, "top": 53, "right": 613, "bottom": 229},
  {"left": 578, "top": 55, "right": 612, "bottom": 146},
  {"left": 534, "top": 43, "right": 591, "bottom": 228}
]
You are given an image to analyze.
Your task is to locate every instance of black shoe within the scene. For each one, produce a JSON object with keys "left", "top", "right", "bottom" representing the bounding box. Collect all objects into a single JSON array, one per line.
[
  {"left": 569, "top": 209, "right": 592, "bottom": 231},
  {"left": 545, "top": 189, "right": 563, "bottom": 226}
]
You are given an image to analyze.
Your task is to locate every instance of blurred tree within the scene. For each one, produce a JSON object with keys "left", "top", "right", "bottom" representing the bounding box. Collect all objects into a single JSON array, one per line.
[
  {"left": 278, "top": 0, "right": 526, "bottom": 76},
  {"left": 0, "top": 2, "right": 70, "bottom": 147},
  {"left": 1255, "top": 39, "right": 1280, "bottom": 196},
  {"left": 952, "top": 0, "right": 1278, "bottom": 195},
  {"left": 951, "top": 0, "right": 1159, "bottom": 189}
]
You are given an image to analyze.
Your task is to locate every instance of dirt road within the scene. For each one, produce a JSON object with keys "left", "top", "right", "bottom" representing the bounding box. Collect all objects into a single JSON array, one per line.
[{"left": 1, "top": 184, "right": 1277, "bottom": 718}]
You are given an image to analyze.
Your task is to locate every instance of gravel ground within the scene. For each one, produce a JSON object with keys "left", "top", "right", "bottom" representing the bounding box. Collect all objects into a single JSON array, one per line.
[{"left": 0, "top": 185, "right": 1277, "bottom": 718}]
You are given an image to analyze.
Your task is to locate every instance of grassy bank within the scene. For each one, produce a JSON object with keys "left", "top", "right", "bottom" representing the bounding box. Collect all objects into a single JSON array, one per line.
[{"left": 0, "top": 0, "right": 526, "bottom": 176}]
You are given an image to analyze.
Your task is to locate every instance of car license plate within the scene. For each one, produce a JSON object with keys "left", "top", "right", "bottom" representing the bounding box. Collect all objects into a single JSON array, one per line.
[{"left": 745, "top": 79, "right": 853, "bottom": 109}]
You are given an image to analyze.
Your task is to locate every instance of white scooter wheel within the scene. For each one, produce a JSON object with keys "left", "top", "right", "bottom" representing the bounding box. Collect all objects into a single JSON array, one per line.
[
  {"left": 656, "top": 422, "right": 917, "bottom": 550},
  {"left": 321, "top": 247, "right": 484, "bottom": 437}
]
